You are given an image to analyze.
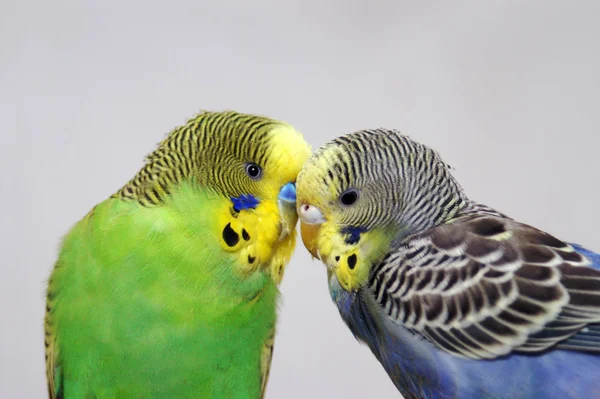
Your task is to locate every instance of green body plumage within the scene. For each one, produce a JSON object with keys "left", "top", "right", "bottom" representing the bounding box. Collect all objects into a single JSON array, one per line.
[{"left": 45, "top": 111, "right": 311, "bottom": 398}]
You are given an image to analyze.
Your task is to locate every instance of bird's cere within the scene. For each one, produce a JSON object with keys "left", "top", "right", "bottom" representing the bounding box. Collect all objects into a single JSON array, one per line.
[{"left": 298, "top": 204, "right": 326, "bottom": 225}]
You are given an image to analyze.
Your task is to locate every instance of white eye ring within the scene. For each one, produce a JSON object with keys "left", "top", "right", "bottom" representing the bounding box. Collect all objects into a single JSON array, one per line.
[
  {"left": 245, "top": 162, "right": 262, "bottom": 179},
  {"left": 298, "top": 204, "right": 326, "bottom": 225}
]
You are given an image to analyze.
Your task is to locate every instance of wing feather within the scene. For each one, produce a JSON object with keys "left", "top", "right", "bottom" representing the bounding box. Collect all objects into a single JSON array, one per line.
[
  {"left": 369, "top": 215, "right": 600, "bottom": 359},
  {"left": 259, "top": 329, "right": 276, "bottom": 399},
  {"left": 45, "top": 273, "right": 61, "bottom": 399}
]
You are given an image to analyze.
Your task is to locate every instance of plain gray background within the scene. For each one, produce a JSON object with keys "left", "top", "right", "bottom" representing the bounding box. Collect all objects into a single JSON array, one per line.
[{"left": 3, "top": 1, "right": 599, "bottom": 398}]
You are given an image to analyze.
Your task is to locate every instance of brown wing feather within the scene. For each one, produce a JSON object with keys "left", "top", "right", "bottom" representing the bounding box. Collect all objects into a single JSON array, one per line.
[{"left": 369, "top": 215, "right": 600, "bottom": 360}]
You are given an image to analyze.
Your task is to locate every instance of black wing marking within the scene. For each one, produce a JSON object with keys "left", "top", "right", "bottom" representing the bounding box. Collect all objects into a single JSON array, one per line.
[{"left": 369, "top": 215, "right": 600, "bottom": 359}]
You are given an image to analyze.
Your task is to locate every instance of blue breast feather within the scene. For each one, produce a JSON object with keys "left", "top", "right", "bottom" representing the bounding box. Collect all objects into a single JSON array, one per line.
[{"left": 331, "top": 245, "right": 600, "bottom": 399}]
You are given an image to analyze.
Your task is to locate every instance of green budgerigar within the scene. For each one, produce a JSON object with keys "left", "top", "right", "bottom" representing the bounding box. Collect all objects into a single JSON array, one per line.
[{"left": 44, "top": 111, "right": 311, "bottom": 398}]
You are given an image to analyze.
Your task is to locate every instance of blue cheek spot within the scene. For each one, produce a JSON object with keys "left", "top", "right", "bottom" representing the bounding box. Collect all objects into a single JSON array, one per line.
[
  {"left": 341, "top": 226, "right": 368, "bottom": 245},
  {"left": 231, "top": 194, "right": 260, "bottom": 212}
]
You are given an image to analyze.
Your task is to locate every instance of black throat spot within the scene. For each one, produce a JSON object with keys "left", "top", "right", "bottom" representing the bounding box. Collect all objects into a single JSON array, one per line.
[{"left": 222, "top": 223, "right": 240, "bottom": 247}]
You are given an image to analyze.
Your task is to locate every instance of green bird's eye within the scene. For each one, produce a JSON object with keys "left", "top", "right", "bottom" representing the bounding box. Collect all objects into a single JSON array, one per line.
[
  {"left": 340, "top": 189, "right": 359, "bottom": 206},
  {"left": 245, "top": 163, "right": 262, "bottom": 179}
]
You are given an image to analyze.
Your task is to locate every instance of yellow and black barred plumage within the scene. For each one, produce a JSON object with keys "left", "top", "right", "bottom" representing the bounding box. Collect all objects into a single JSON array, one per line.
[{"left": 114, "top": 111, "right": 286, "bottom": 206}]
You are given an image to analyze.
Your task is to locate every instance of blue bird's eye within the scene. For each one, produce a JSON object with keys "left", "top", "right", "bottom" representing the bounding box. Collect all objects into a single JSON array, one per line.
[
  {"left": 245, "top": 163, "right": 262, "bottom": 179},
  {"left": 340, "top": 189, "right": 359, "bottom": 206}
]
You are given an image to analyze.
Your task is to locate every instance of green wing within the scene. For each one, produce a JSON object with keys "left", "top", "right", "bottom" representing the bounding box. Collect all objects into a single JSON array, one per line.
[
  {"left": 45, "top": 262, "right": 61, "bottom": 399},
  {"left": 259, "top": 329, "right": 276, "bottom": 399}
]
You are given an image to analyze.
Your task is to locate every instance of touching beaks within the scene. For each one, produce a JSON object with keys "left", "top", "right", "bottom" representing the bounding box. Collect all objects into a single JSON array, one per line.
[{"left": 298, "top": 204, "right": 326, "bottom": 225}]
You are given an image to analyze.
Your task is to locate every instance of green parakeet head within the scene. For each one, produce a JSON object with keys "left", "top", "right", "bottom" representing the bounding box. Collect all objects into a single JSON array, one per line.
[
  {"left": 119, "top": 110, "right": 309, "bottom": 207},
  {"left": 114, "top": 110, "right": 312, "bottom": 281},
  {"left": 296, "top": 129, "right": 467, "bottom": 291}
]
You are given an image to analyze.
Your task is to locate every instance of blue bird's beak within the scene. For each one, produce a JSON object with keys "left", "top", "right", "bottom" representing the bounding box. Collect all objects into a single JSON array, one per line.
[{"left": 278, "top": 182, "right": 297, "bottom": 204}]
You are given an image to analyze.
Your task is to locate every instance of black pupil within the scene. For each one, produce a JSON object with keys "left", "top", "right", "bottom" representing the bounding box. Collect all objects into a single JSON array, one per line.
[
  {"left": 247, "top": 164, "right": 260, "bottom": 177},
  {"left": 341, "top": 191, "right": 357, "bottom": 205}
]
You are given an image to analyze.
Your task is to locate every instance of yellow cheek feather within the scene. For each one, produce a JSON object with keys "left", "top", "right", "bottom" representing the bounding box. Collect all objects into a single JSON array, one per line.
[
  {"left": 217, "top": 199, "right": 286, "bottom": 278},
  {"left": 301, "top": 220, "right": 392, "bottom": 292},
  {"left": 301, "top": 220, "right": 367, "bottom": 291},
  {"left": 334, "top": 249, "right": 365, "bottom": 292},
  {"left": 266, "top": 231, "right": 296, "bottom": 285}
]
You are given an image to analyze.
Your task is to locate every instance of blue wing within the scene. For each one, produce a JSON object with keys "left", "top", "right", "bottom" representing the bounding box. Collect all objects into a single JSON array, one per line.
[{"left": 330, "top": 216, "right": 600, "bottom": 399}]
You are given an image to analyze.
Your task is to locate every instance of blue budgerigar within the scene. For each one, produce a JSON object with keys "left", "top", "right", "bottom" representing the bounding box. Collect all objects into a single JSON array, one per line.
[{"left": 295, "top": 129, "right": 600, "bottom": 398}]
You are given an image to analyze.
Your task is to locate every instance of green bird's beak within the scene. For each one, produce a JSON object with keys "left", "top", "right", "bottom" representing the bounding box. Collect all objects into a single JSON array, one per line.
[{"left": 277, "top": 182, "right": 298, "bottom": 240}]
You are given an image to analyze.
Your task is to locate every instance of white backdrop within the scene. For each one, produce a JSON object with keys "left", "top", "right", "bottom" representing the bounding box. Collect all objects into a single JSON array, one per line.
[{"left": 2, "top": 1, "right": 599, "bottom": 398}]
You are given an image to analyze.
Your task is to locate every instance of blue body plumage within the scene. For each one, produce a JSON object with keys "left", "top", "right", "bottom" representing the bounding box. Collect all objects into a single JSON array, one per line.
[{"left": 331, "top": 245, "right": 600, "bottom": 398}]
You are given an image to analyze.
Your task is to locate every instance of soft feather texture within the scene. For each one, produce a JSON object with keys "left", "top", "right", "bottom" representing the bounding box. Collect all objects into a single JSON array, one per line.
[
  {"left": 45, "top": 111, "right": 311, "bottom": 398},
  {"left": 330, "top": 252, "right": 600, "bottom": 398},
  {"left": 297, "top": 129, "right": 600, "bottom": 399}
]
